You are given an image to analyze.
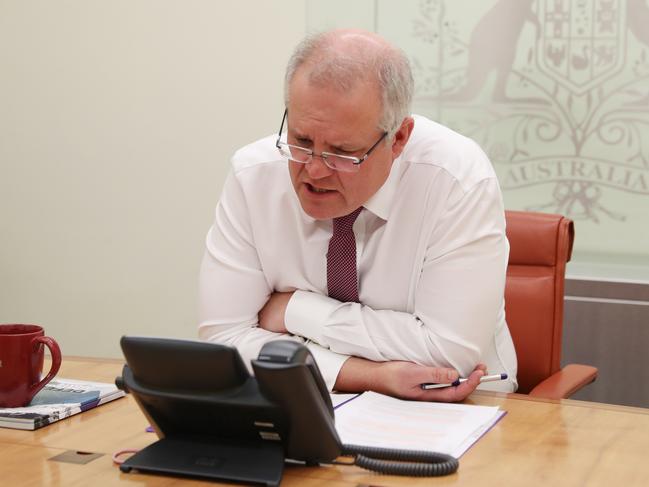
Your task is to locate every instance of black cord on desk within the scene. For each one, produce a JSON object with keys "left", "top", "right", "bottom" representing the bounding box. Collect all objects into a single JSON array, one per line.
[{"left": 338, "top": 444, "right": 459, "bottom": 476}]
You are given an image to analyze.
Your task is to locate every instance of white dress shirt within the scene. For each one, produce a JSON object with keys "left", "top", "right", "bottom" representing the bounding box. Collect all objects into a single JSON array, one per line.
[{"left": 199, "top": 114, "right": 518, "bottom": 392}]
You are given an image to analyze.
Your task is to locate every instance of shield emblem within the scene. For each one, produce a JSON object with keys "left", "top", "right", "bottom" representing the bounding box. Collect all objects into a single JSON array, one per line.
[{"left": 536, "top": 0, "right": 627, "bottom": 95}]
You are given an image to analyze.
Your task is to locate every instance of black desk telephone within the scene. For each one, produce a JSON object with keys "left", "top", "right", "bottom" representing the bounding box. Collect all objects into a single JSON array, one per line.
[{"left": 116, "top": 337, "right": 458, "bottom": 486}]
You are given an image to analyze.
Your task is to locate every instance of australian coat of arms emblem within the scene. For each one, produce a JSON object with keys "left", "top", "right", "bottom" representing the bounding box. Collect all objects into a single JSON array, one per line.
[{"left": 408, "top": 0, "right": 649, "bottom": 224}]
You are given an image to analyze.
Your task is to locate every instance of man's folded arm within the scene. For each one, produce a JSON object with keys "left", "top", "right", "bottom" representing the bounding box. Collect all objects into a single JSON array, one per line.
[
  {"left": 198, "top": 173, "right": 349, "bottom": 390},
  {"left": 284, "top": 178, "right": 508, "bottom": 378},
  {"left": 198, "top": 315, "right": 349, "bottom": 391}
]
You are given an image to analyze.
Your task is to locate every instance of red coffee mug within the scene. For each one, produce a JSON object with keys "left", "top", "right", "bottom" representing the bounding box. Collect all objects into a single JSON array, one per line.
[{"left": 0, "top": 324, "right": 62, "bottom": 408}]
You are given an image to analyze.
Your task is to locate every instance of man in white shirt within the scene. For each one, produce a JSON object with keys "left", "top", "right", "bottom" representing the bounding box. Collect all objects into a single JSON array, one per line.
[{"left": 199, "top": 29, "right": 517, "bottom": 401}]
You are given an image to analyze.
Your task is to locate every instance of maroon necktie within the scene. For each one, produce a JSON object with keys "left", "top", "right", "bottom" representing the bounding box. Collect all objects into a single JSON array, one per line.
[{"left": 327, "top": 207, "right": 362, "bottom": 302}]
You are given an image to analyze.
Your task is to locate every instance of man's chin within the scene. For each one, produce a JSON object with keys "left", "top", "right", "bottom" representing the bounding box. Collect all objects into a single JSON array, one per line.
[
  {"left": 300, "top": 204, "right": 361, "bottom": 221},
  {"left": 298, "top": 199, "right": 342, "bottom": 220},
  {"left": 301, "top": 205, "right": 335, "bottom": 220}
]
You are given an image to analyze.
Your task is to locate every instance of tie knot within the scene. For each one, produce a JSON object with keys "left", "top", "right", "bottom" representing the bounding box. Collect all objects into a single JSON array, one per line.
[{"left": 333, "top": 207, "right": 362, "bottom": 234}]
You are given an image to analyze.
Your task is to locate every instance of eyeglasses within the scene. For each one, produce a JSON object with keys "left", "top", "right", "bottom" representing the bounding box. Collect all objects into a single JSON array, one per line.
[{"left": 275, "top": 109, "right": 387, "bottom": 173}]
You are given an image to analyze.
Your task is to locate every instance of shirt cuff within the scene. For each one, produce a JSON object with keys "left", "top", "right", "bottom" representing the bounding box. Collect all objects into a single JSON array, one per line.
[
  {"left": 305, "top": 342, "right": 349, "bottom": 391},
  {"left": 285, "top": 289, "right": 340, "bottom": 346},
  {"left": 286, "top": 290, "right": 349, "bottom": 391}
]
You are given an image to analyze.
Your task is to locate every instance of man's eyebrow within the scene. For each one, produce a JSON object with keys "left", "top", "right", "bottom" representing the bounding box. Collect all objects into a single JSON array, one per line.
[
  {"left": 329, "top": 143, "right": 358, "bottom": 153},
  {"left": 288, "top": 127, "right": 359, "bottom": 151},
  {"left": 288, "top": 127, "right": 310, "bottom": 140}
]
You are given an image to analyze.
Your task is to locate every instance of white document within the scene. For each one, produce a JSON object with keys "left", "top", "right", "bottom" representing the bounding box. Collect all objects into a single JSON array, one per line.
[{"left": 333, "top": 391, "right": 504, "bottom": 458}]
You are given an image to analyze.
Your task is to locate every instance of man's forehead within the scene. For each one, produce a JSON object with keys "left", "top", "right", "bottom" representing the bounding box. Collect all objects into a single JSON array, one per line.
[
  {"left": 287, "top": 115, "right": 365, "bottom": 145},
  {"left": 289, "top": 66, "right": 380, "bottom": 102},
  {"left": 286, "top": 66, "right": 382, "bottom": 132},
  {"left": 297, "top": 62, "right": 370, "bottom": 93}
]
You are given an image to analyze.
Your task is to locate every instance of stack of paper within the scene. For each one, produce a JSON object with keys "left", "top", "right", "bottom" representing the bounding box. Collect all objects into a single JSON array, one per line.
[{"left": 333, "top": 391, "right": 504, "bottom": 458}]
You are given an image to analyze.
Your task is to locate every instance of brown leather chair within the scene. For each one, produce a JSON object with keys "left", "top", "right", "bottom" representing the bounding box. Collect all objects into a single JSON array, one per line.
[{"left": 505, "top": 210, "right": 597, "bottom": 399}]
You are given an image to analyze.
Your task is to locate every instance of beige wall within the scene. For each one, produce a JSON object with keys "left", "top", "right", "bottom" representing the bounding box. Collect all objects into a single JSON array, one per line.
[{"left": 0, "top": 1, "right": 306, "bottom": 358}]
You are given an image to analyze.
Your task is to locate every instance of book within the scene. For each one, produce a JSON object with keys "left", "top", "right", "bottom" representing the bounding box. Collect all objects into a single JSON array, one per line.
[
  {"left": 332, "top": 391, "right": 505, "bottom": 458},
  {"left": 0, "top": 378, "right": 125, "bottom": 431}
]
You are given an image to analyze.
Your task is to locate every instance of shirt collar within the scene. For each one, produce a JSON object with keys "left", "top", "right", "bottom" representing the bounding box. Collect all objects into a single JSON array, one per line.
[{"left": 362, "top": 154, "right": 402, "bottom": 221}]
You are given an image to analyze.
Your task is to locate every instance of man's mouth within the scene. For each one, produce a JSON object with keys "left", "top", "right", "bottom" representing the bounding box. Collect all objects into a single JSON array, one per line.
[{"left": 306, "top": 183, "right": 333, "bottom": 194}]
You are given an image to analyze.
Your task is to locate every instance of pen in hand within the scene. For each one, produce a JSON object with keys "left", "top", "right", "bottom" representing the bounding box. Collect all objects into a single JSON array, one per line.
[{"left": 420, "top": 373, "right": 508, "bottom": 390}]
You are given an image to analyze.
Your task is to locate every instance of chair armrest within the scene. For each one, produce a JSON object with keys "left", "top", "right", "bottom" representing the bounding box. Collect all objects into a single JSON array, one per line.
[{"left": 528, "top": 364, "right": 598, "bottom": 399}]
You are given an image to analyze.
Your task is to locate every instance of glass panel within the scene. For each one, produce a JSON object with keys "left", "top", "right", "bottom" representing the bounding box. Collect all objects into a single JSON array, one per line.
[{"left": 307, "top": 0, "right": 649, "bottom": 281}]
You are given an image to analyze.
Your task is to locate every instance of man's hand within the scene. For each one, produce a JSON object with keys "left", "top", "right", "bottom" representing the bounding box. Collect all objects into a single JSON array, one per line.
[
  {"left": 258, "top": 291, "right": 294, "bottom": 333},
  {"left": 335, "top": 357, "right": 487, "bottom": 402},
  {"left": 378, "top": 361, "right": 486, "bottom": 402}
]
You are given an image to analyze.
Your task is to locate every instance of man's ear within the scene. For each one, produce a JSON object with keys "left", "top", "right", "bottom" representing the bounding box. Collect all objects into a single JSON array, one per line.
[{"left": 390, "top": 116, "right": 415, "bottom": 159}]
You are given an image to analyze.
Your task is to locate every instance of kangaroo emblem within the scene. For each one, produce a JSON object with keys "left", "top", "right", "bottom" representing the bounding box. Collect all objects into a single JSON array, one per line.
[{"left": 441, "top": 0, "right": 547, "bottom": 104}]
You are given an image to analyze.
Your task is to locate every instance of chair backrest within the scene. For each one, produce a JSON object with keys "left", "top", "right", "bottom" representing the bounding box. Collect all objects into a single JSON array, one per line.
[{"left": 504, "top": 210, "right": 574, "bottom": 394}]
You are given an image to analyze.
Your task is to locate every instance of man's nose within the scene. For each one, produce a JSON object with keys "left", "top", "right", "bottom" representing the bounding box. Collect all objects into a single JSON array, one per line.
[{"left": 305, "top": 154, "right": 334, "bottom": 179}]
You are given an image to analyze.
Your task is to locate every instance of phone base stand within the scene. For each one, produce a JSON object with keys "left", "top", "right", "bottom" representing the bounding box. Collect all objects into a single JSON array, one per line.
[
  {"left": 116, "top": 337, "right": 342, "bottom": 486},
  {"left": 120, "top": 437, "right": 284, "bottom": 487}
]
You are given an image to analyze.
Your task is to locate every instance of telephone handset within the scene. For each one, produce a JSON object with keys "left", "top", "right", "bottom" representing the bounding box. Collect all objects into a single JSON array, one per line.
[
  {"left": 116, "top": 337, "right": 458, "bottom": 486},
  {"left": 251, "top": 340, "right": 341, "bottom": 463}
]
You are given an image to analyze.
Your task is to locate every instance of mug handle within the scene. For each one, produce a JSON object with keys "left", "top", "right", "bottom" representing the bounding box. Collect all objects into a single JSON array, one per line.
[{"left": 28, "top": 336, "right": 62, "bottom": 403}]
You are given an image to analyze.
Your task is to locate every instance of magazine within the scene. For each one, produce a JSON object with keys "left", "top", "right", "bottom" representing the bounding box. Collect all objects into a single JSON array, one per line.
[{"left": 0, "top": 378, "right": 125, "bottom": 431}]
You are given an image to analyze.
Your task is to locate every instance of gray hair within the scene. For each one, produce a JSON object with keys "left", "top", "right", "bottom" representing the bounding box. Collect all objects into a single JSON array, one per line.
[{"left": 284, "top": 31, "right": 414, "bottom": 137}]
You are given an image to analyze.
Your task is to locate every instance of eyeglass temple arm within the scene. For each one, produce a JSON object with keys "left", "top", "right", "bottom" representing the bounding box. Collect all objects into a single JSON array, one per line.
[{"left": 277, "top": 109, "right": 288, "bottom": 140}]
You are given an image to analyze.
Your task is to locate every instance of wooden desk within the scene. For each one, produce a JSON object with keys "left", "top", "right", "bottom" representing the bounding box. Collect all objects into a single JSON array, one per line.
[{"left": 1, "top": 357, "right": 648, "bottom": 486}]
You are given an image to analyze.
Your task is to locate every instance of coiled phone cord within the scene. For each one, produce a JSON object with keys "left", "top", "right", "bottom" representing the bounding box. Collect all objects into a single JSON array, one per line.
[{"left": 340, "top": 443, "right": 459, "bottom": 476}]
